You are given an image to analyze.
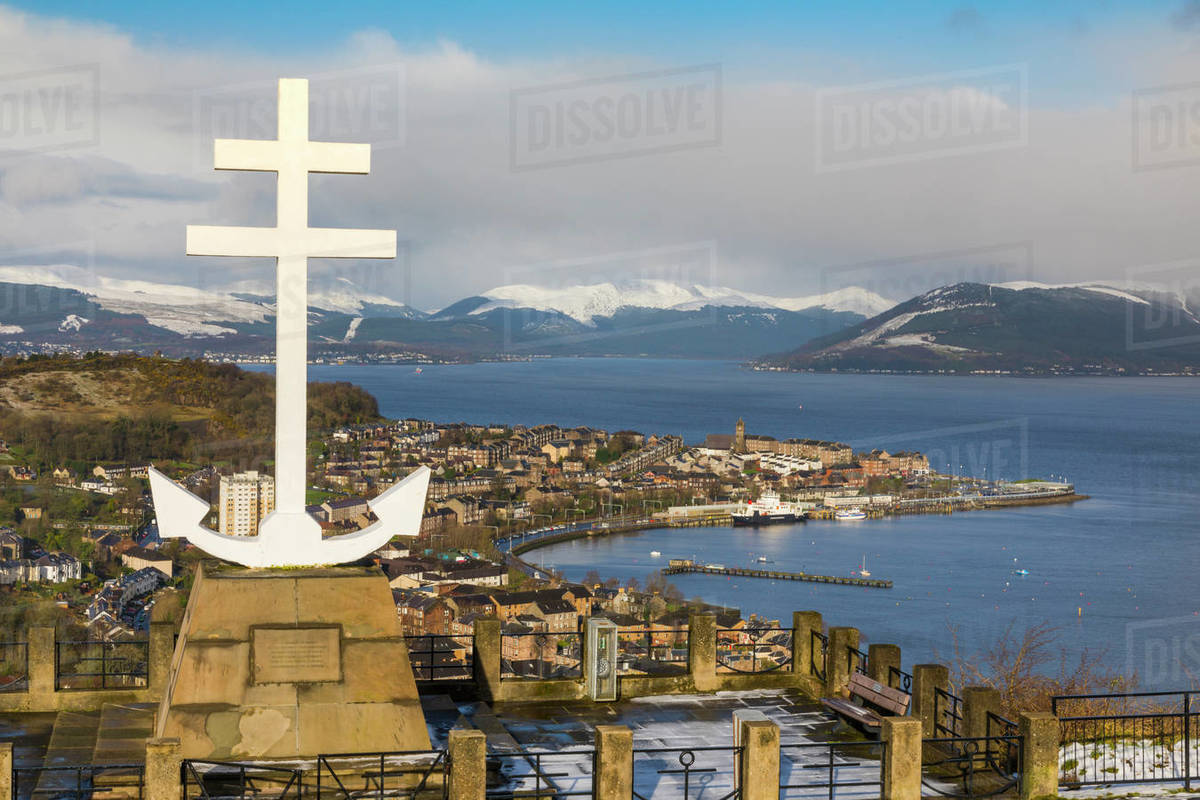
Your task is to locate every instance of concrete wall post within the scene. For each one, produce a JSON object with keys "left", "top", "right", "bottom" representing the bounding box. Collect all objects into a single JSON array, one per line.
[
  {"left": 148, "top": 621, "right": 175, "bottom": 693},
  {"left": 0, "top": 741, "right": 13, "bottom": 800},
  {"left": 791, "top": 611, "right": 822, "bottom": 680},
  {"left": 736, "top": 718, "right": 780, "bottom": 800},
  {"left": 447, "top": 729, "right": 487, "bottom": 800},
  {"left": 1018, "top": 712, "right": 1059, "bottom": 800},
  {"left": 594, "top": 725, "right": 633, "bottom": 800},
  {"left": 881, "top": 717, "right": 922, "bottom": 800},
  {"left": 824, "top": 627, "right": 859, "bottom": 697},
  {"left": 144, "top": 738, "right": 181, "bottom": 800},
  {"left": 28, "top": 626, "right": 55, "bottom": 696},
  {"left": 688, "top": 614, "right": 717, "bottom": 692},
  {"left": 962, "top": 686, "right": 1002, "bottom": 739},
  {"left": 911, "top": 664, "right": 949, "bottom": 738},
  {"left": 867, "top": 644, "right": 901, "bottom": 687},
  {"left": 473, "top": 617, "right": 502, "bottom": 702}
]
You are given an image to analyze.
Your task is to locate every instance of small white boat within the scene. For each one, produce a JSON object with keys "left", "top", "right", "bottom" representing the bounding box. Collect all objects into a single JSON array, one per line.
[
  {"left": 756, "top": 556, "right": 772, "bottom": 563},
  {"left": 650, "top": 550, "right": 662, "bottom": 558},
  {"left": 858, "top": 555, "right": 871, "bottom": 577},
  {"left": 835, "top": 507, "right": 867, "bottom": 521},
  {"left": 1013, "top": 568, "right": 1029, "bottom": 576}
]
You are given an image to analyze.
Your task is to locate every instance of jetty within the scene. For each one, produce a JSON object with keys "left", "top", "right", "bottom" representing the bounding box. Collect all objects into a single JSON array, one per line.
[{"left": 663, "top": 559, "right": 892, "bottom": 589}]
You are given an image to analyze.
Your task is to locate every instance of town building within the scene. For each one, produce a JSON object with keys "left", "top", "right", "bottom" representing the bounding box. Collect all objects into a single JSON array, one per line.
[
  {"left": 120, "top": 546, "right": 175, "bottom": 579},
  {"left": 218, "top": 470, "right": 275, "bottom": 537}
]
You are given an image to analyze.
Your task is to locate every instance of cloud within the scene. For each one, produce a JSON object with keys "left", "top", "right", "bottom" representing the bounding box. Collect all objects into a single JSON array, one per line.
[
  {"left": 946, "top": 6, "right": 988, "bottom": 36},
  {"left": 0, "top": 5, "right": 1197, "bottom": 312},
  {"left": 0, "top": 155, "right": 215, "bottom": 205},
  {"left": 1171, "top": 0, "right": 1200, "bottom": 30}
]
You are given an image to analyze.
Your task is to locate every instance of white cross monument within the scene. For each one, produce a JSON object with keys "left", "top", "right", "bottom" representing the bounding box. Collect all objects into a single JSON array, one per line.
[{"left": 148, "top": 78, "right": 430, "bottom": 567}]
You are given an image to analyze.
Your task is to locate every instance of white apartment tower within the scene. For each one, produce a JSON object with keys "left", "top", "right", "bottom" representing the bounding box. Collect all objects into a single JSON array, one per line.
[{"left": 218, "top": 471, "right": 275, "bottom": 537}]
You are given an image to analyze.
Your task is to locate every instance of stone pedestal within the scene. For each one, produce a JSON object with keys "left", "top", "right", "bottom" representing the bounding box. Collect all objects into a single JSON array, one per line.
[{"left": 155, "top": 564, "right": 429, "bottom": 758}]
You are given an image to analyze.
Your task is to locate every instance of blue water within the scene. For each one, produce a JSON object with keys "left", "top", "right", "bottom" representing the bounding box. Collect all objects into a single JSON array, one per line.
[{"left": 291, "top": 359, "right": 1200, "bottom": 678}]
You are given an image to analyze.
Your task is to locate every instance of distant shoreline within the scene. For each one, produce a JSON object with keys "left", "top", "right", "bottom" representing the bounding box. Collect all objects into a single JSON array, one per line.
[{"left": 229, "top": 355, "right": 1200, "bottom": 377}]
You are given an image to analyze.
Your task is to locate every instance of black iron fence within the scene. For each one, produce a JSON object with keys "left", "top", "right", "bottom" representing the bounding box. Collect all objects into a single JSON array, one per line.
[
  {"left": 617, "top": 629, "right": 689, "bottom": 676},
  {"left": 632, "top": 745, "right": 743, "bottom": 800},
  {"left": 886, "top": 665, "right": 912, "bottom": 696},
  {"left": 716, "top": 627, "right": 793, "bottom": 674},
  {"left": 933, "top": 687, "right": 963, "bottom": 738},
  {"left": 315, "top": 749, "right": 448, "bottom": 800},
  {"left": 13, "top": 763, "right": 144, "bottom": 800},
  {"left": 845, "top": 645, "right": 868, "bottom": 677},
  {"left": 779, "top": 740, "right": 883, "bottom": 799},
  {"left": 404, "top": 635, "right": 473, "bottom": 681},
  {"left": 486, "top": 748, "right": 595, "bottom": 799},
  {"left": 500, "top": 631, "right": 583, "bottom": 679},
  {"left": 921, "top": 734, "right": 1021, "bottom": 799},
  {"left": 182, "top": 760, "right": 302, "bottom": 800},
  {"left": 54, "top": 639, "right": 149, "bottom": 690},
  {"left": 809, "top": 631, "right": 827, "bottom": 681},
  {"left": 0, "top": 640, "right": 28, "bottom": 693},
  {"left": 1052, "top": 690, "right": 1199, "bottom": 788}
]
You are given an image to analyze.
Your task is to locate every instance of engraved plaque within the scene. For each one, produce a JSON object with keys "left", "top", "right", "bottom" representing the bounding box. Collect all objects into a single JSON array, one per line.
[{"left": 252, "top": 626, "right": 341, "bottom": 684}]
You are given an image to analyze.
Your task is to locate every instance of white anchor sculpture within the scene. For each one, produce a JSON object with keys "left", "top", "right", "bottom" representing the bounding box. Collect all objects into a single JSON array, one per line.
[{"left": 148, "top": 78, "right": 429, "bottom": 568}]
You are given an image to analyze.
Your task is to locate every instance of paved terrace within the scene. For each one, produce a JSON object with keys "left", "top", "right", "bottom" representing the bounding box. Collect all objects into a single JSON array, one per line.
[{"left": 422, "top": 689, "right": 880, "bottom": 799}]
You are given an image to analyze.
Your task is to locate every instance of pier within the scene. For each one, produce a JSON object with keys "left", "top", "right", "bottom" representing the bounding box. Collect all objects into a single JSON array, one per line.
[{"left": 663, "top": 561, "right": 892, "bottom": 589}]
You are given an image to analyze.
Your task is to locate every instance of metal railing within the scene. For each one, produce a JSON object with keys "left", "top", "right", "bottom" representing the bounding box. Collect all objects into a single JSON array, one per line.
[
  {"left": 54, "top": 639, "right": 149, "bottom": 690},
  {"left": 500, "top": 631, "right": 583, "bottom": 679},
  {"left": 716, "top": 627, "right": 793, "bottom": 674},
  {"left": 315, "top": 749, "right": 448, "bottom": 800},
  {"left": 617, "top": 629, "right": 689, "bottom": 676},
  {"left": 14, "top": 763, "right": 144, "bottom": 800},
  {"left": 183, "top": 760, "right": 302, "bottom": 800},
  {"left": 886, "top": 665, "right": 912, "bottom": 696},
  {"left": 1052, "top": 690, "right": 1199, "bottom": 788},
  {"left": 632, "top": 745, "right": 743, "bottom": 800},
  {"left": 809, "top": 631, "right": 827, "bottom": 681},
  {"left": 404, "top": 634, "right": 473, "bottom": 681},
  {"left": 921, "top": 734, "right": 1021, "bottom": 799},
  {"left": 779, "top": 740, "right": 883, "bottom": 799},
  {"left": 845, "top": 645, "right": 868, "bottom": 677},
  {"left": 486, "top": 748, "right": 595, "bottom": 799},
  {"left": 933, "top": 687, "right": 963, "bottom": 738},
  {"left": 0, "top": 640, "right": 28, "bottom": 693}
]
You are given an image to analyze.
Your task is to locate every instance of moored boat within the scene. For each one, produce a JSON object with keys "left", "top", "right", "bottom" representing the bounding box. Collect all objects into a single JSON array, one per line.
[{"left": 731, "top": 490, "right": 805, "bottom": 527}]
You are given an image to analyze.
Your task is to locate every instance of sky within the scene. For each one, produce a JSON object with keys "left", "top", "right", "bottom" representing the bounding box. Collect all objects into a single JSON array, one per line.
[{"left": 0, "top": 1, "right": 1199, "bottom": 310}]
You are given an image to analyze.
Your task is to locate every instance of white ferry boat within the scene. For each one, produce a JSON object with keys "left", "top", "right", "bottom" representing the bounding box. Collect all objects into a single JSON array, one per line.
[
  {"left": 835, "top": 507, "right": 867, "bottom": 521},
  {"left": 732, "top": 491, "right": 805, "bottom": 527}
]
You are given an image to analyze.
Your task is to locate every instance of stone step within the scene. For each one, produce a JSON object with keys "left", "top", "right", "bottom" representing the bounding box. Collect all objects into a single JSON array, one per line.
[
  {"left": 28, "top": 711, "right": 101, "bottom": 799},
  {"left": 92, "top": 702, "right": 156, "bottom": 765}
]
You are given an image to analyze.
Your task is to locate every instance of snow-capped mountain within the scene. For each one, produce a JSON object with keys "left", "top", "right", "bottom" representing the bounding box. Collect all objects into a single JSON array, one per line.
[
  {"left": 0, "top": 264, "right": 269, "bottom": 336},
  {"left": 0, "top": 265, "right": 421, "bottom": 339},
  {"left": 224, "top": 276, "right": 423, "bottom": 318},
  {"left": 766, "top": 282, "right": 1200, "bottom": 374},
  {"left": 458, "top": 279, "right": 893, "bottom": 324}
]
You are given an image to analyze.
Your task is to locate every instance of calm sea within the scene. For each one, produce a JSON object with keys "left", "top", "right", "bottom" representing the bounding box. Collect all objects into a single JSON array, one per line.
[{"left": 294, "top": 359, "right": 1200, "bottom": 681}]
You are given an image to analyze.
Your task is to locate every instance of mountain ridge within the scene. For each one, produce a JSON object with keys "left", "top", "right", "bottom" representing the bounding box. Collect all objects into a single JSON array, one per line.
[{"left": 760, "top": 282, "right": 1200, "bottom": 375}]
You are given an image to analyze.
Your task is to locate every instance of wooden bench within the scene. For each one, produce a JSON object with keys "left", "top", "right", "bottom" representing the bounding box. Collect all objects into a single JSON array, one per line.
[{"left": 820, "top": 672, "right": 911, "bottom": 734}]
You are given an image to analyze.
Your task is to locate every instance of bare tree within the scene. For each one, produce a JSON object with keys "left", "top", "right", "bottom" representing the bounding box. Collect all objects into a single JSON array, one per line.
[{"left": 940, "top": 620, "right": 1134, "bottom": 717}]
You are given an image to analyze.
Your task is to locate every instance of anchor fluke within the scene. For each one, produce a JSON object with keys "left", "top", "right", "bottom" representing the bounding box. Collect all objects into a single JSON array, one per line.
[
  {"left": 148, "top": 465, "right": 433, "bottom": 568},
  {"left": 148, "top": 466, "right": 209, "bottom": 537}
]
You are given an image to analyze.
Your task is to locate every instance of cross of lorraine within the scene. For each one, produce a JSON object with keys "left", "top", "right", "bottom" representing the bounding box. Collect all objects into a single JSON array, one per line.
[{"left": 147, "top": 78, "right": 430, "bottom": 568}]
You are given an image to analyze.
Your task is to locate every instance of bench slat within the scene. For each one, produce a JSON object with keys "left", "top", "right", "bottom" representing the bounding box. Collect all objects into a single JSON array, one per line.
[
  {"left": 820, "top": 697, "right": 881, "bottom": 730},
  {"left": 847, "top": 673, "right": 911, "bottom": 714}
]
